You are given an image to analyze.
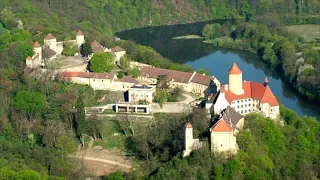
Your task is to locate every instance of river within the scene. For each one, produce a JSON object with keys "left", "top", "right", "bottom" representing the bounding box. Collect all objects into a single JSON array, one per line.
[{"left": 116, "top": 20, "right": 320, "bottom": 120}]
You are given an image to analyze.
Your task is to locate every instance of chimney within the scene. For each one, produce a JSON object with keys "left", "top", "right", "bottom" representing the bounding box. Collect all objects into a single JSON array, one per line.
[
  {"left": 264, "top": 77, "right": 269, "bottom": 86},
  {"left": 241, "top": 89, "right": 244, "bottom": 94},
  {"left": 225, "top": 85, "right": 228, "bottom": 90}
]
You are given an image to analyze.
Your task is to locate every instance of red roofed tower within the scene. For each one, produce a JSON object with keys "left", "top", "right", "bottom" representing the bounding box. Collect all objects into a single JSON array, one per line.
[
  {"left": 76, "top": 30, "right": 85, "bottom": 47},
  {"left": 184, "top": 122, "right": 194, "bottom": 157},
  {"left": 228, "top": 62, "right": 243, "bottom": 95}
]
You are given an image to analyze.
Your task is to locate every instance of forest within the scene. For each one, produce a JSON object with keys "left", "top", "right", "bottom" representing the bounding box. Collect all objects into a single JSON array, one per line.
[{"left": 0, "top": 0, "right": 319, "bottom": 179}]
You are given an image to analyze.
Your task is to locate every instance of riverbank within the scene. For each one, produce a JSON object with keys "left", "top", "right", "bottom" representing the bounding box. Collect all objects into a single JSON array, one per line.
[{"left": 172, "top": 35, "right": 203, "bottom": 40}]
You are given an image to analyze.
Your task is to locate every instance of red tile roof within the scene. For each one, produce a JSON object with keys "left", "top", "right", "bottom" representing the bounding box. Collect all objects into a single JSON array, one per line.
[
  {"left": 61, "top": 72, "right": 115, "bottom": 79},
  {"left": 111, "top": 46, "right": 125, "bottom": 52},
  {"left": 191, "top": 73, "right": 215, "bottom": 86},
  {"left": 211, "top": 119, "right": 232, "bottom": 132},
  {"left": 45, "top": 33, "right": 55, "bottom": 40},
  {"left": 90, "top": 40, "right": 105, "bottom": 53},
  {"left": 220, "top": 81, "right": 279, "bottom": 106},
  {"left": 228, "top": 62, "right": 242, "bottom": 74},
  {"left": 76, "top": 30, "right": 84, "bottom": 36},
  {"left": 33, "top": 41, "right": 40, "bottom": 48},
  {"left": 186, "top": 123, "right": 193, "bottom": 128},
  {"left": 26, "top": 56, "right": 32, "bottom": 61},
  {"left": 119, "top": 76, "right": 139, "bottom": 84},
  {"left": 141, "top": 66, "right": 193, "bottom": 83},
  {"left": 140, "top": 66, "right": 214, "bottom": 85}
]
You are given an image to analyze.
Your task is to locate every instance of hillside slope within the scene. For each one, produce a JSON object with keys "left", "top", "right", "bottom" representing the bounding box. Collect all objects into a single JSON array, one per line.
[{"left": 0, "top": 0, "right": 319, "bottom": 37}]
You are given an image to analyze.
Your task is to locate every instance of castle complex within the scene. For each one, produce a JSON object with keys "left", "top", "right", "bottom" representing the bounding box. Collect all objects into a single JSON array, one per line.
[
  {"left": 26, "top": 30, "right": 85, "bottom": 68},
  {"left": 25, "top": 30, "right": 126, "bottom": 69},
  {"left": 184, "top": 63, "right": 280, "bottom": 156},
  {"left": 206, "top": 62, "right": 280, "bottom": 119}
]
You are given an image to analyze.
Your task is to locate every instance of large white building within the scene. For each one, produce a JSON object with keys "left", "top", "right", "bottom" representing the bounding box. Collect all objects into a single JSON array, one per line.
[
  {"left": 128, "top": 84, "right": 155, "bottom": 104},
  {"left": 206, "top": 62, "right": 280, "bottom": 119}
]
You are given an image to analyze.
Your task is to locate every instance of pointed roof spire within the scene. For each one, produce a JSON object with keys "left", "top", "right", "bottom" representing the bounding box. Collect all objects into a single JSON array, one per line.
[
  {"left": 210, "top": 119, "right": 232, "bottom": 132},
  {"left": 45, "top": 33, "right": 55, "bottom": 40},
  {"left": 26, "top": 56, "right": 32, "bottom": 61},
  {"left": 76, "top": 30, "right": 84, "bottom": 36},
  {"left": 33, "top": 41, "right": 40, "bottom": 48},
  {"left": 186, "top": 123, "right": 193, "bottom": 128},
  {"left": 228, "top": 62, "right": 242, "bottom": 74},
  {"left": 264, "top": 77, "right": 269, "bottom": 86}
]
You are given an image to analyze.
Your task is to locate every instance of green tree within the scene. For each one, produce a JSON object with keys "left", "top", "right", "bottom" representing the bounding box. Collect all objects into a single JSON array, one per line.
[
  {"left": 56, "top": 135, "right": 76, "bottom": 153},
  {"left": 13, "top": 91, "right": 46, "bottom": 121},
  {"left": 196, "top": 69, "right": 210, "bottom": 76},
  {"left": 80, "top": 41, "right": 92, "bottom": 57},
  {"left": 156, "top": 75, "right": 170, "bottom": 90},
  {"left": 75, "top": 96, "right": 87, "bottom": 147},
  {"left": 62, "top": 38, "right": 78, "bottom": 56},
  {"left": 90, "top": 52, "right": 115, "bottom": 72},
  {"left": 155, "top": 90, "right": 167, "bottom": 108},
  {"left": 107, "top": 171, "right": 125, "bottom": 180}
]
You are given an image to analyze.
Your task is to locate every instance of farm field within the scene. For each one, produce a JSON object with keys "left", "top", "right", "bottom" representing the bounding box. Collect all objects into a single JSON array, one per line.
[{"left": 285, "top": 25, "right": 320, "bottom": 42}]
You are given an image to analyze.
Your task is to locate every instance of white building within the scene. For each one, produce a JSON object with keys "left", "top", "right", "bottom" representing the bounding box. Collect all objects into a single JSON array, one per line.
[
  {"left": 184, "top": 106, "right": 243, "bottom": 157},
  {"left": 111, "top": 46, "right": 126, "bottom": 65},
  {"left": 128, "top": 84, "right": 155, "bottom": 104},
  {"left": 207, "top": 62, "right": 280, "bottom": 119}
]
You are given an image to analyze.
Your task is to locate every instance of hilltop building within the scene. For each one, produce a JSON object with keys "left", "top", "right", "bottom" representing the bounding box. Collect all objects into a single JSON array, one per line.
[
  {"left": 206, "top": 62, "right": 280, "bottom": 119},
  {"left": 184, "top": 106, "right": 243, "bottom": 157},
  {"left": 26, "top": 30, "right": 85, "bottom": 68},
  {"left": 139, "top": 66, "right": 220, "bottom": 96},
  {"left": 128, "top": 84, "right": 155, "bottom": 103}
]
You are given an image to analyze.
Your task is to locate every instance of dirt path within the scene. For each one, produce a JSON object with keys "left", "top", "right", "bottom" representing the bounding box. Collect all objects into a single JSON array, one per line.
[
  {"left": 73, "top": 155, "right": 132, "bottom": 169},
  {"left": 74, "top": 145, "right": 132, "bottom": 176}
]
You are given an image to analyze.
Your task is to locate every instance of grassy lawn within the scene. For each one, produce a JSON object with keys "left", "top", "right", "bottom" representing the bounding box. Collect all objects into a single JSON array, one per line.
[{"left": 285, "top": 25, "right": 320, "bottom": 42}]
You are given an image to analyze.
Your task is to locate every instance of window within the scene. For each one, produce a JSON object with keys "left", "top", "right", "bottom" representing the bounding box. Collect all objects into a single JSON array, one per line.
[
  {"left": 245, "top": 110, "right": 247, "bottom": 113},
  {"left": 249, "top": 104, "right": 251, "bottom": 107},
  {"left": 245, "top": 99, "right": 247, "bottom": 102},
  {"left": 241, "top": 111, "right": 243, "bottom": 114},
  {"left": 237, "top": 106, "right": 239, "bottom": 109},
  {"left": 241, "top": 105, "right": 243, "bottom": 108},
  {"left": 245, "top": 104, "right": 247, "bottom": 107},
  {"left": 101, "top": 80, "right": 103, "bottom": 82},
  {"left": 237, "top": 100, "right": 239, "bottom": 103},
  {"left": 221, "top": 144, "right": 223, "bottom": 147},
  {"left": 249, "top": 109, "right": 251, "bottom": 112},
  {"left": 241, "top": 100, "right": 243, "bottom": 102}
]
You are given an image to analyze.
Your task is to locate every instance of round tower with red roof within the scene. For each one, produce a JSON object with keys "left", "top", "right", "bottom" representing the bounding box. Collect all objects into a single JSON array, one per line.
[
  {"left": 228, "top": 62, "right": 243, "bottom": 95},
  {"left": 76, "top": 30, "right": 85, "bottom": 47},
  {"left": 184, "top": 122, "right": 194, "bottom": 157}
]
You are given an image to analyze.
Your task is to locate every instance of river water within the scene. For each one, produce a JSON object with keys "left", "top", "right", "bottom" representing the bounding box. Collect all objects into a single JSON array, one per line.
[{"left": 117, "top": 20, "right": 320, "bottom": 120}]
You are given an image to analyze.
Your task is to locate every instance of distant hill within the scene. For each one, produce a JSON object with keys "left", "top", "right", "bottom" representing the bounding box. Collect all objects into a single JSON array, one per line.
[{"left": 0, "top": 0, "right": 319, "bottom": 37}]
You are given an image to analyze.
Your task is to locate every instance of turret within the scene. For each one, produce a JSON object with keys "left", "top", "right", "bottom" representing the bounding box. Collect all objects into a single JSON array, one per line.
[
  {"left": 76, "top": 30, "right": 85, "bottom": 47},
  {"left": 228, "top": 62, "right": 243, "bottom": 95},
  {"left": 33, "top": 41, "right": 42, "bottom": 60},
  {"left": 184, "top": 122, "right": 194, "bottom": 157},
  {"left": 44, "top": 33, "right": 57, "bottom": 51},
  {"left": 26, "top": 56, "right": 33, "bottom": 68}
]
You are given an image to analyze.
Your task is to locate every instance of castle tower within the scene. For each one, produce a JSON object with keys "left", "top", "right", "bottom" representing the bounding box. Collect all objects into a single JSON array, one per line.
[
  {"left": 26, "top": 56, "right": 33, "bottom": 68},
  {"left": 228, "top": 62, "right": 243, "bottom": 95},
  {"left": 184, "top": 123, "right": 194, "bottom": 157},
  {"left": 44, "top": 33, "right": 57, "bottom": 51},
  {"left": 76, "top": 30, "right": 85, "bottom": 47},
  {"left": 33, "top": 41, "right": 42, "bottom": 60}
]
